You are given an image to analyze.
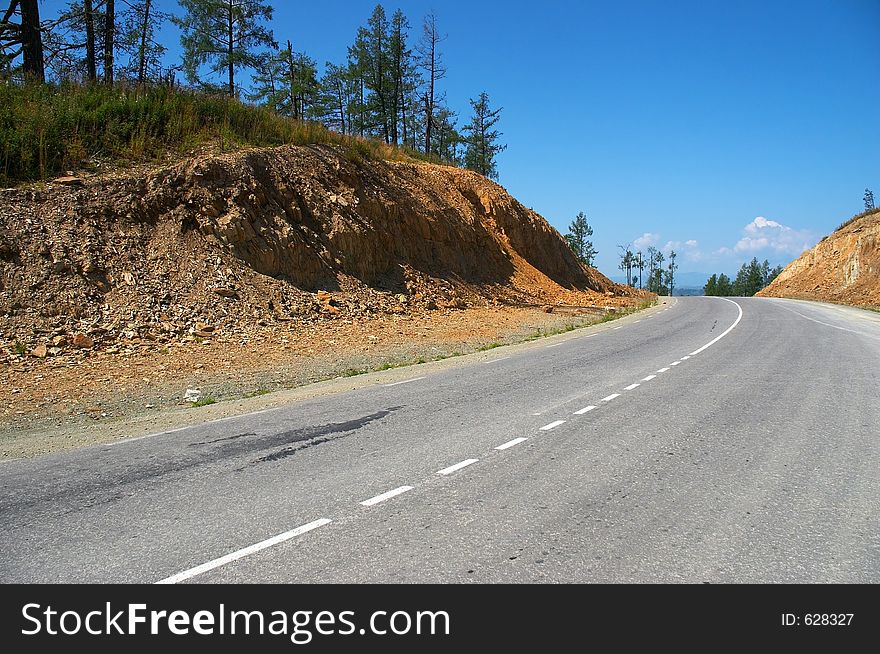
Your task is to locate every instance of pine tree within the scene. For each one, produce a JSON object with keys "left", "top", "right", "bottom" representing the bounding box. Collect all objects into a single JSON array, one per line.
[
  {"left": 704, "top": 274, "right": 718, "bottom": 296},
  {"left": 564, "top": 212, "right": 597, "bottom": 267},
  {"left": 866, "top": 188, "right": 875, "bottom": 211},
  {"left": 0, "top": 0, "right": 45, "bottom": 81},
  {"left": 463, "top": 92, "right": 506, "bottom": 179},
  {"left": 175, "top": 0, "right": 275, "bottom": 97},
  {"left": 716, "top": 273, "right": 732, "bottom": 296},
  {"left": 388, "top": 9, "right": 412, "bottom": 146}
]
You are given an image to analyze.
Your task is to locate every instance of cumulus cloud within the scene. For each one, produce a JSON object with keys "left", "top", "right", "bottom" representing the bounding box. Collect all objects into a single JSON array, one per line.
[
  {"left": 732, "top": 217, "right": 816, "bottom": 255},
  {"left": 663, "top": 239, "right": 699, "bottom": 251},
  {"left": 663, "top": 239, "right": 703, "bottom": 262},
  {"left": 633, "top": 233, "right": 659, "bottom": 250}
]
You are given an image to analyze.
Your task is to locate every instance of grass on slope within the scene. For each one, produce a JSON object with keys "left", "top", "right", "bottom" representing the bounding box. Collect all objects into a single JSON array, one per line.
[{"left": 0, "top": 82, "right": 434, "bottom": 185}]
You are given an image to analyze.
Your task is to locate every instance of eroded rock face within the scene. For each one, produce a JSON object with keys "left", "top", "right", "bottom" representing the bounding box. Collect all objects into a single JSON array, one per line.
[
  {"left": 759, "top": 209, "right": 880, "bottom": 307},
  {"left": 0, "top": 144, "right": 636, "bottom": 352}
]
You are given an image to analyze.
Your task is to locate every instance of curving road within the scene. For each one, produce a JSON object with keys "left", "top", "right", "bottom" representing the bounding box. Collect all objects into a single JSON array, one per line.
[{"left": 1, "top": 296, "right": 879, "bottom": 583}]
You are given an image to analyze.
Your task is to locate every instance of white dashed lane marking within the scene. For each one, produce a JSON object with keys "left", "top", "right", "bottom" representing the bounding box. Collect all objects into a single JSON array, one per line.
[
  {"left": 540, "top": 420, "right": 566, "bottom": 431},
  {"left": 657, "top": 367, "right": 670, "bottom": 373},
  {"left": 600, "top": 394, "right": 621, "bottom": 403},
  {"left": 360, "top": 486, "right": 414, "bottom": 507},
  {"left": 496, "top": 438, "right": 528, "bottom": 451},
  {"left": 437, "top": 459, "right": 479, "bottom": 476},
  {"left": 670, "top": 362, "right": 681, "bottom": 367},
  {"left": 574, "top": 405, "right": 597, "bottom": 415},
  {"left": 624, "top": 384, "right": 640, "bottom": 391},
  {"left": 643, "top": 375, "right": 657, "bottom": 382}
]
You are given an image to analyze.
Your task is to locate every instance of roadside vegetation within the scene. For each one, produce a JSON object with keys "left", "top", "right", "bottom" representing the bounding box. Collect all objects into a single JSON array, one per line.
[
  {"left": 703, "top": 258, "right": 784, "bottom": 297},
  {"left": 0, "top": 1, "right": 507, "bottom": 185}
]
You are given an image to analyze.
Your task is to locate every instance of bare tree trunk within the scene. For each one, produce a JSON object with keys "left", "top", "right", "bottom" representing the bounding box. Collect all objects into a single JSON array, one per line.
[
  {"left": 286, "top": 41, "right": 296, "bottom": 119},
  {"left": 19, "top": 0, "right": 44, "bottom": 82},
  {"left": 226, "top": 0, "right": 234, "bottom": 96},
  {"left": 103, "top": 0, "right": 114, "bottom": 84},
  {"left": 84, "top": 0, "right": 96, "bottom": 82},
  {"left": 137, "top": 0, "right": 151, "bottom": 87}
]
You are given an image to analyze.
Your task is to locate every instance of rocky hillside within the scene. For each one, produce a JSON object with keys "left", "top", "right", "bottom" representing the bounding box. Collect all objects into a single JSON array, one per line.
[
  {"left": 758, "top": 208, "right": 880, "bottom": 307},
  {"left": 0, "top": 144, "right": 634, "bottom": 357}
]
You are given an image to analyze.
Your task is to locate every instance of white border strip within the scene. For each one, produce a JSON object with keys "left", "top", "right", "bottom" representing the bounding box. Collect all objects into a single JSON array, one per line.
[{"left": 690, "top": 298, "right": 743, "bottom": 356}]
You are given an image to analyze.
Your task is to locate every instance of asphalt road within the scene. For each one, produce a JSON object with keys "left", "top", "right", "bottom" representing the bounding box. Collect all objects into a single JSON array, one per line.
[{"left": 2, "top": 296, "right": 879, "bottom": 583}]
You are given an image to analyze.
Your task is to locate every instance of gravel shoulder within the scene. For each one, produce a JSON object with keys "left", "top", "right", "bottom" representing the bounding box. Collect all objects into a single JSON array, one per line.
[{"left": 1, "top": 303, "right": 653, "bottom": 459}]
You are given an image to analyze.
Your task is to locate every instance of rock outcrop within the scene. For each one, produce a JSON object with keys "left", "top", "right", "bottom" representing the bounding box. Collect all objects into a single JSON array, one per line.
[
  {"left": 758, "top": 208, "right": 880, "bottom": 308},
  {"left": 0, "top": 144, "right": 636, "bottom": 354}
]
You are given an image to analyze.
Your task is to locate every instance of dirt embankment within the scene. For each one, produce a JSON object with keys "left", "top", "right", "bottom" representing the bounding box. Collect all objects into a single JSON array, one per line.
[
  {"left": 0, "top": 144, "right": 648, "bottom": 450},
  {"left": 758, "top": 208, "right": 880, "bottom": 308}
]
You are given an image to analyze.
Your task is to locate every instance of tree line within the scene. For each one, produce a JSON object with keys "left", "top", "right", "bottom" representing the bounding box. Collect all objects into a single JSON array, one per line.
[
  {"left": 704, "top": 258, "right": 783, "bottom": 297},
  {"left": 616, "top": 245, "right": 678, "bottom": 296},
  {"left": 0, "top": 1, "right": 507, "bottom": 178}
]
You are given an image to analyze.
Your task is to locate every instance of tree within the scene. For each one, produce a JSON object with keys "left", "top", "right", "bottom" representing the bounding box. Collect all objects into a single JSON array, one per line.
[
  {"left": 0, "top": 0, "right": 45, "bottom": 81},
  {"left": 564, "top": 212, "right": 597, "bottom": 267},
  {"left": 431, "top": 105, "right": 461, "bottom": 163},
  {"left": 716, "top": 273, "right": 733, "bottom": 296},
  {"left": 388, "top": 9, "right": 412, "bottom": 146},
  {"left": 704, "top": 274, "right": 718, "bottom": 296},
  {"left": 314, "top": 61, "right": 358, "bottom": 134},
  {"left": 647, "top": 248, "right": 666, "bottom": 294},
  {"left": 175, "top": 0, "right": 276, "bottom": 97},
  {"left": 635, "top": 251, "right": 645, "bottom": 289},
  {"left": 463, "top": 92, "right": 506, "bottom": 179},
  {"left": 618, "top": 246, "right": 635, "bottom": 286},
  {"left": 666, "top": 250, "right": 678, "bottom": 296},
  {"left": 83, "top": 0, "right": 96, "bottom": 81},
  {"left": 416, "top": 12, "right": 445, "bottom": 154},
  {"left": 866, "top": 188, "right": 875, "bottom": 211},
  {"left": 102, "top": 0, "right": 113, "bottom": 84}
]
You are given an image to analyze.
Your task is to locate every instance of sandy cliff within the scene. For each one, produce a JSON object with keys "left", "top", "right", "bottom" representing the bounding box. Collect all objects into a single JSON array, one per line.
[{"left": 758, "top": 208, "right": 880, "bottom": 307}]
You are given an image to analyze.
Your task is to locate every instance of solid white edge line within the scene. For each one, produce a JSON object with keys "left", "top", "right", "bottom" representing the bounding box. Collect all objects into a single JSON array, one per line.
[
  {"left": 156, "top": 518, "right": 332, "bottom": 585},
  {"left": 680, "top": 356, "right": 691, "bottom": 361},
  {"left": 437, "top": 459, "right": 479, "bottom": 476},
  {"left": 574, "top": 405, "right": 597, "bottom": 415},
  {"left": 496, "top": 437, "right": 528, "bottom": 451},
  {"left": 540, "top": 420, "right": 566, "bottom": 431},
  {"left": 600, "top": 394, "right": 621, "bottom": 403},
  {"left": 361, "top": 485, "right": 414, "bottom": 506},
  {"left": 384, "top": 377, "right": 426, "bottom": 387},
  {"left": 625, "top": 384, "right": 640, "bottom": 391},
  {"left": 642, "top": 375, "right": 657, "bottom": 382},
  {"left": 690, "top": 298, "right": 744, "bottom": 356}
]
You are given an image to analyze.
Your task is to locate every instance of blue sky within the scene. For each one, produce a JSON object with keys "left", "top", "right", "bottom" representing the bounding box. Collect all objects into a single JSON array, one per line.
[{"left": 41, "top": 0, "right": 880, "bottom": 279}]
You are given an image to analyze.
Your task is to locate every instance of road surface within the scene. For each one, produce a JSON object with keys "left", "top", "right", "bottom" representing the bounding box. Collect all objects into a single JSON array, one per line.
[{"left": 2, "top": 297, "right": 878, "bottom": 583}]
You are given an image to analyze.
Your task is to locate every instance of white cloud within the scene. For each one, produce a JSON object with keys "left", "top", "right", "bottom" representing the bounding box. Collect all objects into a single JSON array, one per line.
[
  {"left": 732, "top": 217, "right": 816, "bottom": 256},
  {"left": 663, "top": 239, "right": 699, "bottom": 251},
  {"left": 633, "top": 233, "right": 659, "bottom": 250}
]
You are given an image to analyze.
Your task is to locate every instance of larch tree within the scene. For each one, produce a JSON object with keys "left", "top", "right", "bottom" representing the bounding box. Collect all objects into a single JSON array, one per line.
[
  {"left": 463, "top": 92, "right": 506, "bottom": 179},
  {"left": 175, "top": 0, "right": 276, "bottom": 97}
]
